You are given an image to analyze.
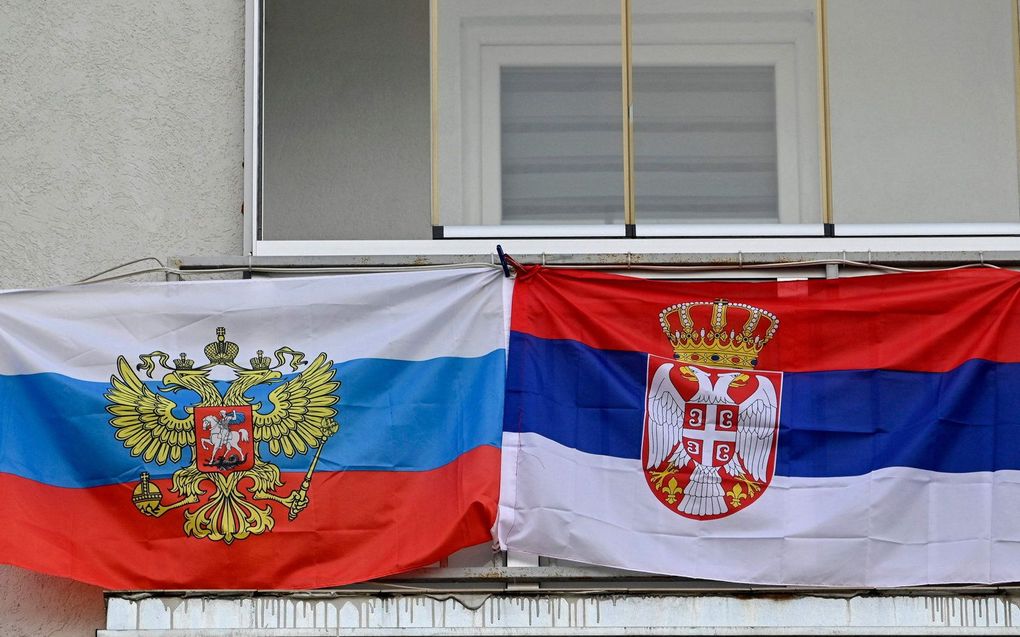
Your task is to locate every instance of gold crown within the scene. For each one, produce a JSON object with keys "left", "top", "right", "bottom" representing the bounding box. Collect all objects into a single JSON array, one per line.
[
  {"left": 250, "top": 349, "right": 271, "bottom": 370},
  {"left": 203, "top": 327, "right": 239, "bottom": 365},
  {"left": 173, "top": 352, "right": 194, "bottom": 370},
  {"left": 659, "top": 299, "right": 778, "bottom": 370}
]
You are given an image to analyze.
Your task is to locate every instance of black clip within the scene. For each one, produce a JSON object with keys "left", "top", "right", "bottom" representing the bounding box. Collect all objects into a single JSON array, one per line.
[
  {"left": 496, "top": 244, "right": 512, "bottom": 278},
  {"left": 496, "top": 244, "right": 530, "bottom": 278}
]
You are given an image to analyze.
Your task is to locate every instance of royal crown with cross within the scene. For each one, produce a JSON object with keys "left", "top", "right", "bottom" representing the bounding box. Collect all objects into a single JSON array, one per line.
[{"left": 659, "top": 299, "right": 779, "bottom": 370}]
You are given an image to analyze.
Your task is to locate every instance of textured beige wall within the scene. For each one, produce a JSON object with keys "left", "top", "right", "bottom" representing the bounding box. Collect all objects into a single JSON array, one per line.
[
  {"left": 0, "top": 0, "right": 245, "bottom": 290},
  {"left": 0, "top": 0, "right": 245, "bottom": 634}
]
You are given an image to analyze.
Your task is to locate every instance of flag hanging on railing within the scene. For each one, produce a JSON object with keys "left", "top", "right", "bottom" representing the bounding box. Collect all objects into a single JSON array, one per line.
[
  {"left": 498, "top": 266, "right": 1020, "bottom": 587},
  {"left": 0, "top": 268, "right": 508, "bottom": 589}
]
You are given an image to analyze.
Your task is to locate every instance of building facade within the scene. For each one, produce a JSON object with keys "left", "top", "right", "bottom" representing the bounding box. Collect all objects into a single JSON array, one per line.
[{"left": 3, "top": 0, "right": 1020, "bottom": 634}]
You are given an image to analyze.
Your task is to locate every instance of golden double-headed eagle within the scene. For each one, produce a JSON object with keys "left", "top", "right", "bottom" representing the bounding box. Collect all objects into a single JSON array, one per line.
[{"left": 105, "top": 328, "right": 340, "bottom": 543}]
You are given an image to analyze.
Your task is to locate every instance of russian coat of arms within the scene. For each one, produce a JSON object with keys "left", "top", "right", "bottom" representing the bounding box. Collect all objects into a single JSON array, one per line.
[
  {"left": 643, "top": 300, "right": 782, "bottom": 520},
  {"left": 105, "top": 327, "right": 340, "bottom": 543}
]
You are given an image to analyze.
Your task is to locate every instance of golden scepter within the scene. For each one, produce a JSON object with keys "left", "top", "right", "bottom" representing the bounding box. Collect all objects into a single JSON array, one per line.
[{"left": 289, "top": 419, "right": 339, "bottom": 521}]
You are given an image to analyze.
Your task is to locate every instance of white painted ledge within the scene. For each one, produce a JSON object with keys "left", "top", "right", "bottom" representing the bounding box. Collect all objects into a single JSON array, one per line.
[{"left": 101, "top": 592, "right": 1020, "bottom": 635}]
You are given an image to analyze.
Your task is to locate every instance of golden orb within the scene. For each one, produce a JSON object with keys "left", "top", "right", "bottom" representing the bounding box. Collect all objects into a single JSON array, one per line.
[{"left": 131, "top": 472, "right": 162, "bottom": 514}]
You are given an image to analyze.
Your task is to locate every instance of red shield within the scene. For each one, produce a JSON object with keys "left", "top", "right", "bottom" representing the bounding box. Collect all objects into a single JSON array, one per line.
[
  {"left": 642, "top": 355, "right": 782, "bottom": 520},
  {"left": 194, "top": 405, "right": 255, "bottom": 474}
]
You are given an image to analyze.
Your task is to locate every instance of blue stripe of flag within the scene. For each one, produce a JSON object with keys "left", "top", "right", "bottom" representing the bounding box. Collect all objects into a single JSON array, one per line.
[
  {"left": 505, "top": 332, "right": 1020, "bottom": 477},
  {"left": 0, "top": 352, "right": 505, "bottom": 488}
]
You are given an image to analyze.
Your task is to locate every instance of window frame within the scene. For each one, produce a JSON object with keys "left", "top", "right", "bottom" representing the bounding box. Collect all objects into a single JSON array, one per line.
[{"left": 245, "top": 0, "right": 1020, "bottom": 259}]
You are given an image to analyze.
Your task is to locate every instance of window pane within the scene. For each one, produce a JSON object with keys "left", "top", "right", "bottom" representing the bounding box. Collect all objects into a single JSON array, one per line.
[
  {"left": 631, "top": 0, "right": 822, "bottom": 229},
  {"left": 262, "top": 0, "right": 431, "bottom": 240},
  {"left": 633, "top": 66, "right": 778, "bottom": 223},
  {"left": 827, "top": 0, "right": 1020, "bottom": 227},
  {"left": 500, "top": 67, "right": 624, "bottom": 225},
  {"left": 436, "top": 0, "right": 623, "bottom": 229}
]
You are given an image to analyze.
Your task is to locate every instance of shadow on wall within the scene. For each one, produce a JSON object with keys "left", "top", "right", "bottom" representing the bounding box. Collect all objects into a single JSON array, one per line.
[{"left": 0, "top": 566, "right": 104, "bottom": 636}]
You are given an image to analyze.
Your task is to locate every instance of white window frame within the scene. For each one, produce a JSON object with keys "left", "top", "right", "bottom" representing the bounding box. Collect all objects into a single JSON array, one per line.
[{"left": 243, "top": 0, "right": 261, "bottom": 256}]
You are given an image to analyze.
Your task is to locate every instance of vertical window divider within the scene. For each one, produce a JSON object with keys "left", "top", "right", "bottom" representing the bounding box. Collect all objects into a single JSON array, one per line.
[
  {"left": 816, "top": 0, "right": 834, "bottom": 228},
  {"left": 430, "top": 0, "right": 441, "bottom": 228},
  {"left": 244, "top": 0, "right": 264, "bottom": 254},
  {"left": 621, "top": 0, "right": 636, "bottom": 228},
  {"left": 1012, "top": 0, "right": 1020, "bottom": 212}
]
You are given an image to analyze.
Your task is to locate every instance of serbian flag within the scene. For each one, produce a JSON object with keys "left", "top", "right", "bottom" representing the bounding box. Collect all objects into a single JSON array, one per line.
[
  {"left": 0, "top": 268, "right": 507, "bottom": 589},
  {"left": 499, "top": 266, "right": 1020, "bottom": 587}
]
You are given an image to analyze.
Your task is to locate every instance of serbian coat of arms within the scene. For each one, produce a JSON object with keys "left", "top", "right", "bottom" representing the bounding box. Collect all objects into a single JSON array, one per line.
[
  {"left": 643, "top": 299, "right": 782, "bottom": 520},
  {"left": 105, "top": 327, "right": 340, "bottom": 543}
]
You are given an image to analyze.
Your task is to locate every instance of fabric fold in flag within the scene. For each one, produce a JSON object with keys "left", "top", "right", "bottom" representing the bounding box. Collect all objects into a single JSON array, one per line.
[
  {"left": 498, "top": 266, "right": 1020, "bottom": 587},
  {"left": 0, "top": 268, "right": 508, "bottom": 590}
]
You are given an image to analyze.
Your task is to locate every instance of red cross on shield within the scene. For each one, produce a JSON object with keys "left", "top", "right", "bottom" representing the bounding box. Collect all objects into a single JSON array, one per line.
[{"left": 682, "top": 403, "right": 738, "bottom": 467}]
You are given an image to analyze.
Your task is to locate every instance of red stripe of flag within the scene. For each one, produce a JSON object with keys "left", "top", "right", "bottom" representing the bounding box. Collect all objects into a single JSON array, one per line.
[
  {"left": 0, "top": 445, "right": 499, "bottom": 589},
  {"left": 510, "top": 268, "right": 1020, "bottom": 373}
]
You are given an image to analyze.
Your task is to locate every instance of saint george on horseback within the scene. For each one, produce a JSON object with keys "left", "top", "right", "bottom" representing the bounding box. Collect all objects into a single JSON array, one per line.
[{"left": 200, "top": 409, "right": 250, "bottom": 469}]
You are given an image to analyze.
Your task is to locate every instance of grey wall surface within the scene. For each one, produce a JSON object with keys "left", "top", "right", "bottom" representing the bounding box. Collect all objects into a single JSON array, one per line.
[
  {"left": 262, "top": 0, "right": 431, "bottom": 240},
  {"left": 827, "top": 0, "right": 1020, "bottom": 224},
  {"left": 0, "top": 0, "right": 245, "bottom": 634}
]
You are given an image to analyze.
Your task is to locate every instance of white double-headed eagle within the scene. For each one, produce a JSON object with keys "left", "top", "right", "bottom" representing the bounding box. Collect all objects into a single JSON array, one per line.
[{"left": 646, "top": 362, "right": 777, "bottom": 517}]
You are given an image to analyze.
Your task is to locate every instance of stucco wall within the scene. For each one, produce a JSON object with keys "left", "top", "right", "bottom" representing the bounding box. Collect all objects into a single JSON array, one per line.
[
  {"left": 0, "top": 0, "right": 245, "bottom": 634},
  {"left": 0, "top": 0, "right": 244, "bottom": 291}
]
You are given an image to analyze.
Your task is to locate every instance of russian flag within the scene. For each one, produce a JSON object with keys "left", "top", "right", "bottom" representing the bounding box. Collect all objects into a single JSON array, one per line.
[
  {"left": 0, "top": 268, "right": 507, "bottom": 589},
  {"left": 498, "top": 267, "right": 1020, "bottom": 587}
]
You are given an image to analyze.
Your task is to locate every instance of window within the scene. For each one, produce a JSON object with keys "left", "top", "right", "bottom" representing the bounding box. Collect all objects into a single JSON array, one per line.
[
  {"left": 499, "top": 65, "right": 625, "bottom": 226},
  {"left": 825, "top": 0, "right": 1020, "bottom": 234},
  {"left": 259, "top": 0, "right": 432, "bottom": 242},
  {"left": 248, "top": 0, "right": 1020, "bottom": 257},
  {"left": 436, "top": 0, "right": 821, "bottom": 236}
]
